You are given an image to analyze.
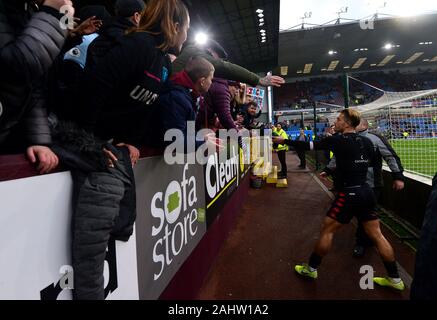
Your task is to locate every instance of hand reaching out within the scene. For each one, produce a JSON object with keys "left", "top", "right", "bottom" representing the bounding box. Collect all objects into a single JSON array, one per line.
[{"left": 259, "top": 75, "right": 285, "bottom": 87}]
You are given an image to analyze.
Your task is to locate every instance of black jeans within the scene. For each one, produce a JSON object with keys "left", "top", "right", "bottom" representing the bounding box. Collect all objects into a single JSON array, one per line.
[
  {"left": 277, "top": 150, "right": 287, "bottom": 176},
  {"left": 297, "top": 149, "right": 306, "bottom": 167}
]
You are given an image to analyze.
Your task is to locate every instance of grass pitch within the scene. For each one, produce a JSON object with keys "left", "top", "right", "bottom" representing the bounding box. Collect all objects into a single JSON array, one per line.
[{"left": 390, "top": 138, "right": 437, "bottom": 178}]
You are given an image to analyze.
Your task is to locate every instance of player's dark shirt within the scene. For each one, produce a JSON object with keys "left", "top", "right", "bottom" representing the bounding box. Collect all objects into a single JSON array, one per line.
[{"left": 284, "top": 132, "right": 376, "bottom": 188}]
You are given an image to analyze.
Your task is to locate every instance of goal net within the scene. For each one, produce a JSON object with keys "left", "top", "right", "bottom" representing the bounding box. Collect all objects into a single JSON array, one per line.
[
  {"left": 323, "top": 80, "right": 437, "bottom": 179},
  {"left": 360, "top": 89, "right": 437, "bottom": 179}
]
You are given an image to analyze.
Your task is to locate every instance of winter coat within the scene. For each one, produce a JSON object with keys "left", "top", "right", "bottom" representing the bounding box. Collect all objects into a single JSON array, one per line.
[
  {"left": 86, "top": 16, "right": 135, "bottom": 72},
  {"left": 75, "top": 31, "right": 171, "bottom": 147},
  {"left": 0, "top": 1, "right": 67, "bottom": 148},
  {"left": 151, "top": 70, "right": 204, "bottom": 150},
  {"left": 197, "top": 78, "right": 236, "bottom": 131}
]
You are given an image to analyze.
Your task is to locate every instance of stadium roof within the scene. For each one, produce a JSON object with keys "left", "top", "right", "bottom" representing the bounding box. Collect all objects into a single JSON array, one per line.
[
  {"left": 187, "top": 0, "right": 280, "bottom": 73},
  {"left": 279, "top": 0, "right": 437, "bottom": 32},
  {"left": 73, "top": 1, "right": 280, "bottom": 73},
  {"left": 275, "top": 13, "right": 437, "bottom": 79}
]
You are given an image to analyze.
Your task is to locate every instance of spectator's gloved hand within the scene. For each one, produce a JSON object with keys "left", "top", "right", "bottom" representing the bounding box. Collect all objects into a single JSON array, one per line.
[
  {"left": 259, "top": 75, "right": 285, "bottom": 88},
  {"left": 26, "top": 146, "right": 59, "bottom": 174}
]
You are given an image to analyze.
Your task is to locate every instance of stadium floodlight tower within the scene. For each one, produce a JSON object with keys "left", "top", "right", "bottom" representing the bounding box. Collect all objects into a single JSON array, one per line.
[
  {"left": 335, "top": 6, "right": 348, "bottom": 24},
  {"left": 343, "top": 73, "right": 350, "bottom": 108},
  {"left": 300, "top": 11, "right": 312, "bottom": 29},
  {"left": 267, "top": 71, "right": 273, "bottom": 123}
]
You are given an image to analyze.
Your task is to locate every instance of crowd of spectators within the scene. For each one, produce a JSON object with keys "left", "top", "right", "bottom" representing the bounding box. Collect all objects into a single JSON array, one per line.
[{"left": 0, "top": 0, "right": 285, "bottom": 299}]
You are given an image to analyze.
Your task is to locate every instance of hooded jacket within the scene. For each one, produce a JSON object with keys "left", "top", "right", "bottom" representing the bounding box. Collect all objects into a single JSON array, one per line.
[
  {"left": 151, "top": 70, "right": 204, "bottom": 150},
  {"left": 86, "top": 16, "right": 136, "bottom": 72},
  {"left": 74, "top": 31, "right": 171, "bottom": 147},
  {"left": 0, "top": 0, "right": 67, "bottom": 148}
]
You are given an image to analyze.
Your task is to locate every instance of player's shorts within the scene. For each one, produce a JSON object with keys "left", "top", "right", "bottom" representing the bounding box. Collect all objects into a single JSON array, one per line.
[{"left": 326, "top": 185, "right": 378, "bottom": 224}]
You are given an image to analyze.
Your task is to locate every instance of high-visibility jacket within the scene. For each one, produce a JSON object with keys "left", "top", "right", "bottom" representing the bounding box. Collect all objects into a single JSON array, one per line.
[{"left": 274, "top": 129, "right": 289, "bottom": 151}]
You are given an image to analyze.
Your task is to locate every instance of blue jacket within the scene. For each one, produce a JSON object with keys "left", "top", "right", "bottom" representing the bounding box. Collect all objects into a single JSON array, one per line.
[{"left": 153, "top": 71, "right": 204, "bottom": 151}]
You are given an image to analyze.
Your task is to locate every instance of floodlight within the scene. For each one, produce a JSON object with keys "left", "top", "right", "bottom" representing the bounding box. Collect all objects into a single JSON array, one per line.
[{"left": 195, "top": 32, "right": 208, "bottom": 45}]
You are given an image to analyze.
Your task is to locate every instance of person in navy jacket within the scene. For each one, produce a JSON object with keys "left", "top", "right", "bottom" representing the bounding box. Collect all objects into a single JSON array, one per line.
[{"left": 153, "top": 56, "right": 215, "bottom": 151}]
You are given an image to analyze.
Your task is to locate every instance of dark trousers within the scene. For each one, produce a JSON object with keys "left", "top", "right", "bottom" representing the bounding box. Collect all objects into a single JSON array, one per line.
[
  {"left": 53, "top": 142, "right": 136, "bottom": 300},
  {"left": 277, "top": 150, "right": 287, "bottom": 176},
  {"left": 355, "top": 187, "right": 382, "bottom": 247},
  {"left": 297, "top": 150, "right": 306, "bottom": 167},
  {"left": 411, "top": 174, "right": 437, "bottom": 300}
]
